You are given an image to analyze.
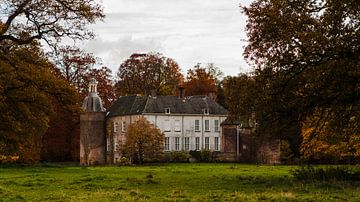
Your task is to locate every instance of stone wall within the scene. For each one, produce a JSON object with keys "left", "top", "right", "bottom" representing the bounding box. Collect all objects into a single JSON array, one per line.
[
  {"left": 80, "top": 112, "right": 106, "bottom": 165},
  {"left": 221, "top": 124, "right": 280, "bottom": 164}
]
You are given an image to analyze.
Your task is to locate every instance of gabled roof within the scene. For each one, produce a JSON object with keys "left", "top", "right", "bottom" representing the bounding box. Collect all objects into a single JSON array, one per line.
[
  {"left": 106, "top": 95, "right": 147, "bottom": 117},
  {"left": 106, "top": 95, "right": 228, "bottom": 118}
]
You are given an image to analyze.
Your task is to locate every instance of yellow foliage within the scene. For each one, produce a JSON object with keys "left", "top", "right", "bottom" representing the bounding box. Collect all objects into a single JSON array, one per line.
[{"left": 301, "top": 110, "right": 360, "bottom": 161}]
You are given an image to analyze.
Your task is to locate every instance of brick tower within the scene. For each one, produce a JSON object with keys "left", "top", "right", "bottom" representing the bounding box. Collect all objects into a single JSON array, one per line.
[{"left": 80, "top": 78, "right": 106, "bottom": 165}]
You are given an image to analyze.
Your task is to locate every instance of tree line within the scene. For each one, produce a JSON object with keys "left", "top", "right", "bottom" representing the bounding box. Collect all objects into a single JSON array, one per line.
[{"left": 1, "top": 0, "right": 358, "bottom": 164}]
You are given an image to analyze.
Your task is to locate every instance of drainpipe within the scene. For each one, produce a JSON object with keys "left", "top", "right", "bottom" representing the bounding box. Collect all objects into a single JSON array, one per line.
[
  {"left": 236, "top": 123, "right": 242, "bottom": 162},
  {"left": 236, "top": 125, "right": 239, "bottom": 161}
]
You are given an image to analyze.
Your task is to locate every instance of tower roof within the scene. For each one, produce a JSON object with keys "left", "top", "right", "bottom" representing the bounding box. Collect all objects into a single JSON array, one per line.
[{"left": 82, "top": 78, "right": 105, "bottom": 112}]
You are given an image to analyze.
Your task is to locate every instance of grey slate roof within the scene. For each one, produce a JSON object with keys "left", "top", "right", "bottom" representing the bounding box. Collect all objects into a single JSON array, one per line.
[
  {"left": 106, "top": 95, "right": 228, "bottom": 117},
  {"left": 82, "top": 92, "right": 105, "bottom": 112}
]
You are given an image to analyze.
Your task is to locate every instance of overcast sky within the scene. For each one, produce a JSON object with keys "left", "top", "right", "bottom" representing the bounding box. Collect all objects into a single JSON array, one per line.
[{"left": 82, "top": 0, "right": 253, "bottom": 76}]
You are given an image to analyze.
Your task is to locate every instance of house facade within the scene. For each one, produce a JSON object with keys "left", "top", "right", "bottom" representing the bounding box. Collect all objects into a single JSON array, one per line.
[
  {"left": 105, "top": 95, "right": 228, "bottom": 163},
  {"left": 80, "top": 79, "right": 280, "bottom": 165}
]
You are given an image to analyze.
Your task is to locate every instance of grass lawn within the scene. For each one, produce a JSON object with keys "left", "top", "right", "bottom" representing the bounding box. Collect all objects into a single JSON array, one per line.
[{"left": 0, "top": 163, "right": 359, "bottom": 201}]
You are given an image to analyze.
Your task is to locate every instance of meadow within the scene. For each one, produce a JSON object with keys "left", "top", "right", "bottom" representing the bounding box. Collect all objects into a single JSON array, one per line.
[{"left": 0, "top": 163, "right": 360, "bottom": 201}]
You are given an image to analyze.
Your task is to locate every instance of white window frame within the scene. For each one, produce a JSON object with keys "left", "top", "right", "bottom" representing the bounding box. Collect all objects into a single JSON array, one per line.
[
  {"left": 174, "top": 120, "right": 181, "bottom": 132},
  {"left": 106, "top": 137, "right": 110, "bottom": 152},
  {"left": 195, "top": 120, "right": 200, "bottom": 132},
  {"left": 195, "top": 137, "right": 200, "bottom": 151},
  {"left": 204, "top": 120, "right": 210, "bottom": 132},
  {"left": 214, "top": 137, "right": 219, "bottom": 151},
  {"left": 205, "top": 137, "right": 209, "bottom": 150},
  {"left": 164, "top": 137, "right": 170, "bottom": 151},
  {"left": 214, "top": 120, "right": 219, "bottom": 132},
  {"left": 114, "top": 132, "right": 118, "bottom": 151},
  {"left": 165, "top": 108, "right": 171, "bottom": 114},
  {"left": 164, "top": 119, "right": 171, "bottom": 132},
  {"left": 113, "top": 122, "right": 118, "bottom": 133},
  {"left": 121, "top": 121, "right": 126, "bottom": 132},
  {"left": 175, "top": 137, "right": 180, "bottom": 151},
  {"left": 203, "top": 108, "right": 209, "bottom": 115},
  {"left": 184, "top": 137, "right": 190, "bottom": 151}
]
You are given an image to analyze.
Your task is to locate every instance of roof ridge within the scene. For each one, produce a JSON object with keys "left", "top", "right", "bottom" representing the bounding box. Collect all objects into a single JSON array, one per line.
[
  {"left": 142, "top": 95, "right": 150, "bottom": 114},
  {"left": 128, "top": 95, "right": 138, "bottom": 114}
]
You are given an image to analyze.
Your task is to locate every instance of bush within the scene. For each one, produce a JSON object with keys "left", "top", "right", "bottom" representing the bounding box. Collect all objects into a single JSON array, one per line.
[
  {"left": 116, "top": 157, "right": 132, "bottom": 166},
  {"left": 162, "top": 151, "right": 190, "bottom": 163},
  {"left": 200, "top": 149, "right": 211, "bottom": 162},
  {"left": 0, "top": 155, "right": 19, "bottom": 164},
  {"left": 291, "top": 166, "right": 360, "bottom": 182},
  {"left": 189, "top": 150, "right": 201, "bottom": 161}
]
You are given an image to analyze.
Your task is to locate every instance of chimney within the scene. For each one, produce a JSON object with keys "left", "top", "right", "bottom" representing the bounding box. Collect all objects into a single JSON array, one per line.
[
  {"left": 178, "top": 86, "right": 185, "bottom": 99},
  {"left": 145, "top": 86, "right": 151, "bottom": 97},
  {"left": 208, "top": 91, "right": 216, "bottom": 101},
  {"left": 150, "top": 89, "right": 157, "bottom": 97}
]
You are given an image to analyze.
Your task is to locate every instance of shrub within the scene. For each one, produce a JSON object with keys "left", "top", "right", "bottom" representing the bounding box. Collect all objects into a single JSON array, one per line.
[
  {"left": 200, "top": 149, "right": 211, "bottom": 162},
  {"left": 189, "top": 150, "right": 201, "bottom": 161},
  {"left": 162, "top": 151, "right": 190, "bottom": 163},
  {"left": 280, "top": 140, "right": 294, "bottom": 164},
  {"left": 116, "top": 157, "right": 132, "bottom": 166},
  {"left": 291, "top": 166, "right": 360, "bottom": 182},
  {"left": 0, "top": 155, "right": 19, "bottom": 164}
]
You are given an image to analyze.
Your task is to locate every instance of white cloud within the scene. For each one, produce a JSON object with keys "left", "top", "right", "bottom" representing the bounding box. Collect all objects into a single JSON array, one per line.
[{"left": 83, "top": 0, "right": 253, "bottom": 76}]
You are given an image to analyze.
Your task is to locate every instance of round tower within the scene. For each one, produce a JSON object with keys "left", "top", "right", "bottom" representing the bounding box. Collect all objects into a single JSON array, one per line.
[{"left": 80, "top": 78, "right": 106, "bottom": 165}]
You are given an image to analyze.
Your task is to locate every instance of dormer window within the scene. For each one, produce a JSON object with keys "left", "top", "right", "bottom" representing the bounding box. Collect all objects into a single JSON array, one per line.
[
  {"left": 203, "top": 108, "right": 209, "bottom": 115},
  {"left": 165, "top": 108, "right": 171, "bottom": 114}
]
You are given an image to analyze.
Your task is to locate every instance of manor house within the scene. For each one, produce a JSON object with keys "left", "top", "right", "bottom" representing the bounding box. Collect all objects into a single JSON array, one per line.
[{"left": 80, "top": 79, "right": 279, "bottom": 165}]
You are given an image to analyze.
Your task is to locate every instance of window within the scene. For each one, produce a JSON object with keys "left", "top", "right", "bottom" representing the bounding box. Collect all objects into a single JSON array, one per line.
[
  {"left": 205, "top": 137, "right": 209, "bottom": 150},
  {"left": 175, "top": 137, "right": 180, "bottom": 151},
  {"left": 114, "top": 132, "right": 118, "bottom": 151},
  {"left": 214, "top": 137, "right": 219, "bottom": 151},
  {"left": 203, "top": 108, "right": 209, "bottom": 115},
  {"left": 122, "top": 121, "right": 126, "bottom": 132},
  {"left": 205, "top": 120, "right": 210, "bottom": 132},
  {"left": 121, "top": 133, "right": 126, "bottom": 145},
  {"left": 195, "top": 137, "right": 200, "bottom": 151},
  {"left": 164, "top": 137, "right": 170, "bottom": 151},
  {"left": 185, "top": 137, "right": 190, "bottom": 151},
  {"left": 165, "top": 108, "right": 171, "bottom": 114},
  {"left": 195, "top": 120, "right": 200, "bottom": 132},
  {"left": 113, "top": 122, "right": 118, "bottom": 133},
  {"left": 214, "top": 120, "right": 219, "bottom": 132},
  {"left": 164, "top": 120, "right": 171, "bottom": 132},
  {"left": 106, "top": 138, "right": 110, "bottom": 151},
  {"left": 174, "top": 120, "right": 181, "bottom": 132}
]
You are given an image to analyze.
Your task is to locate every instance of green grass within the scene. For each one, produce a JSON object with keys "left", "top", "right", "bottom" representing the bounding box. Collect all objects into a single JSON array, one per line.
[{"left": 0, "top": 163, "right": 359, "bottom": 201}]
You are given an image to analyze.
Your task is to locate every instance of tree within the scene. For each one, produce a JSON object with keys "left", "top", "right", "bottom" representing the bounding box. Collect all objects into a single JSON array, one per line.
[
  {"left": 242, "top": 0, "right": 360, "bottom": 146},
  {"left": 115, "top": 53, "right": 184, "bottom": 96},
  {"left": 0, "top": 43, "right": 80, "bottom": 163},
  {"left": 223, "top": 74, "right": 256, "bottom": 119},
  {"left": 301, "top": 108, "right": 360, "bottom": 163},
  {"left": 52, "top": 46, "right": 97, "bottom": 91},
  {"left": 52, "top": 46, "right": 115, "bottom": 108},
  {"left": 82, "top": 67, "right": 116, "bottom": 109},
  {"left": 184, "top": 63, "right": 217, "bottom": 97},
  {"left": 0, "top": 0, "right": 104, "bottom": 47},
  {"left": 121, "top": 117, "right": 164, "bottom": 164}
]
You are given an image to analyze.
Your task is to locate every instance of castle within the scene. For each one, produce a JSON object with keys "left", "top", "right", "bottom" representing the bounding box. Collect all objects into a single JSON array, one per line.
[{"left": 80, "top": 79, "right": 280, "bottom": 165}]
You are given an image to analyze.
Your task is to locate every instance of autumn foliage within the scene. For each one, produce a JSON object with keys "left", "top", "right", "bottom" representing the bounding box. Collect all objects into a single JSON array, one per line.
[
  {"left": 115, "top": 53, "right": 184, "bottom": 96},
  {"left": 184, "top": 64, "right": 217, "bottom": 97},
  {"left": 120, "top": 117, "right": 164, "bottom": 164}
]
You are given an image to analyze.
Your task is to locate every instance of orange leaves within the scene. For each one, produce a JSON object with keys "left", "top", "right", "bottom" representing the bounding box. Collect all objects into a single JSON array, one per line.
[
  {"left": 116, "top": 53, "right": 184, "bottom": 96},
  {"left": 184, "top": 64, "right": 217, "bottom": 97},
  {"left": 121, "top": 117, "right": 164, "bottom": 164}
]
